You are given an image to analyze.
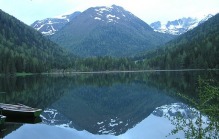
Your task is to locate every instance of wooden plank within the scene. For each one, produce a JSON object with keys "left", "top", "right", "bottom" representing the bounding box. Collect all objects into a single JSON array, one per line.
[{"left": 0, "top": 103, "right": 42, "bottom": 114}]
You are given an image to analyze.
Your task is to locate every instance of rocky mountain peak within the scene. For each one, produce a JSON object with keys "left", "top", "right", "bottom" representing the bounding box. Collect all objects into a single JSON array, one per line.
[
  {"left": 150, "top": 14, "right": 214, "bottom": 35},
  {"left": 31, "top": 11, "right": 81, "bottom": 36}
]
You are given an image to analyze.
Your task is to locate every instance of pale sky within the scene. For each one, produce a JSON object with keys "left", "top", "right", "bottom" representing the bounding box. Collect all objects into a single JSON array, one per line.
[{"left": 0, "top": 0, "right": 219, "bottom": 25}]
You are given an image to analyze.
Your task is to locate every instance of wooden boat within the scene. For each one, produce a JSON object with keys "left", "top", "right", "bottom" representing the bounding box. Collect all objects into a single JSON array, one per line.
[
  {"left": 0, "top": 103, "right": 42, "bottom": 118},
  {"left": 5, "top": 116, "right": 42, "bottom": 124},
  {"left": 0, "top": 115, "right": 6, "bottom": 124}
]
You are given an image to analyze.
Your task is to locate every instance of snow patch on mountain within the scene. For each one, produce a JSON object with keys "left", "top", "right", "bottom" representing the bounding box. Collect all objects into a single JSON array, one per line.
[
  {"left": 107, "top": 14, "right": 116, "bottom": 18},
  {"left": 32, "top": 18, "right": 68, "bottom": 35},
  {"left": 96, "top": 116, "right": 127, "bottom": 135},
  {"left": 90, "top": 5, "right": 133, "bottom": 24},
  {"left": 31, "top": 11, "right": 81, "bottom": 36},
  {"left": 150, "top": 14, "right": 214, "bottom": 35},
  {"left": 94, "top": 17, "right": 102, "bottom": 20},
  {"left": 41, "top": 108, "right": 74, "bottom": 129},
  {"left": 153, "top": 103, "right": 198, "bottom": 119}
]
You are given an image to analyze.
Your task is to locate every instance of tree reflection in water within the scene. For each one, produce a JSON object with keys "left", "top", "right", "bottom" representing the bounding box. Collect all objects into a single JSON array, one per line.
[{"left": 166, "top": 78, "right": 219, "bottom": 139}]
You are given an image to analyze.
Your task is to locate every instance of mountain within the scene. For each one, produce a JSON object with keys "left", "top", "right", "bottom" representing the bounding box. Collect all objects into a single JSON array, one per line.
[
  {"left": 150, "top": 14, "right": 213, "bottom": 35},
  {"left": 137, "top": 14, "right": 219, "bottom": 69},
  {"left": 45, "top": 82, "right": 175, "bottom": 135},
  {"left": 0, "top": 9, "right": 73, "bottom": 73},
  {"left": 48, "top": 5, "right": 174, "bottom": 57},
  {"left": 31, "top": 11, "right": 81, "bottom": 36},
  {"left": 153, "top": 103, "right": 198, "bottom": 119}
]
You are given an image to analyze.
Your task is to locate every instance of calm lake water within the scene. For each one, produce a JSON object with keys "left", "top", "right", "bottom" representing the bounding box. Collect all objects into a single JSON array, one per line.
[{"left": 0, "top": 71, "right": 218, "bottom": 139}]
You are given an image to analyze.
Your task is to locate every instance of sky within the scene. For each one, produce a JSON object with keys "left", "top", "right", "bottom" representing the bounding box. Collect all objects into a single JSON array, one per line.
[{"left": 0, "top": 0, "right": 219, "bottom": 25}]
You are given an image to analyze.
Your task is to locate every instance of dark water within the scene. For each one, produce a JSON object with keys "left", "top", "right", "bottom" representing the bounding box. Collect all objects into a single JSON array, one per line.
[{"left": 0, "top": 71, "right": 218, "bottom": 139}]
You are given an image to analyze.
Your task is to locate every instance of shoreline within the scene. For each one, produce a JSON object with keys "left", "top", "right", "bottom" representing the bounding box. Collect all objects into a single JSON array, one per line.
[
  {"left": 44, "top": 69, "right": 219, "bottom": 75},
  {"left": 0, "top": 69, "right": 218, "bottom": 76}
]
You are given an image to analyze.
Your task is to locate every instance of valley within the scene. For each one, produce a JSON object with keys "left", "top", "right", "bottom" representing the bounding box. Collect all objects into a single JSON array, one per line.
[
  {"left": 0, "top": 1, "right": 219, "bottom": 139},
  {"left": 1, "top": 4, "right": 217, "bottom": 74}
]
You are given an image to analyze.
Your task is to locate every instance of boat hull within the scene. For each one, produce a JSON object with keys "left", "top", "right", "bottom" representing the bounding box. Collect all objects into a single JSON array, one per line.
[
  {"left": 2, "top": 109, "right": 42, "bottom": 118},
  {"left": 0, "top": 103, "right": 42, "bottom": 118},
  {"left": 5, "top": 116, "right": 42, "bottom": 124},
  {"left": 0, "top": 115, "right": 6, "bottom": 124}
]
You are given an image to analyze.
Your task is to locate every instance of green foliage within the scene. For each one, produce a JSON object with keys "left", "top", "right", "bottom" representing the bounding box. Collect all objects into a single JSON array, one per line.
[
  {"left": 167, "top": 78, "right": 219, "bottom": 139},
  {"left": 0, "top": 10, "right": 74, "bottom": 74},
  {"left": 135, "top": 14, "right": 219, "bottom": 69}
]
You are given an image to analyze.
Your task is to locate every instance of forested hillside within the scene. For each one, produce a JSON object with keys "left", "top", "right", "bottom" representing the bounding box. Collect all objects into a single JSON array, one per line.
[
  {"left": 0, "top": 10, "right": 73, "bottom": 73},
  {"left": 136, "top": 14, "right": 219, "bottom": 69}
]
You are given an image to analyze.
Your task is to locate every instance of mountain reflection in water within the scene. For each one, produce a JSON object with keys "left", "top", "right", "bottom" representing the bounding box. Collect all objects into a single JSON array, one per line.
[
  {"left": 1, "top": 71, "right": 219, "bottom": 139},
  {"left": 5, "top": 103, "right": 197, "bottom": 139}
]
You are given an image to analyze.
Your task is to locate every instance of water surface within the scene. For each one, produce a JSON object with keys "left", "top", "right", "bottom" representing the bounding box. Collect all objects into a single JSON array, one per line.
[{"left": 0, "top": 71, "right": 218, "bottom": 138}]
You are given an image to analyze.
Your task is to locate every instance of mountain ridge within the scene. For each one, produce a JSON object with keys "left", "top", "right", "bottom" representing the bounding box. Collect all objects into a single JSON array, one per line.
[
  {"left": 31, "top": 11, "right": 81, "bottom": 36},
  {"left": 48, "top": 5, "right": 174, "bottom": 57},
  {"left": 137, "top": 13, "right": 219, "bottom": 69},
  {"left": 150, "top": 14, "right": 214, "bottom": 35}
]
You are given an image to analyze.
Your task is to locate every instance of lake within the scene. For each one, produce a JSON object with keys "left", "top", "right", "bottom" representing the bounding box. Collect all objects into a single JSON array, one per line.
[{"left": 0, "top": 71, "right": 218, "bottom": 139}]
